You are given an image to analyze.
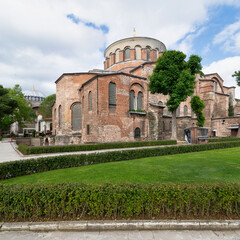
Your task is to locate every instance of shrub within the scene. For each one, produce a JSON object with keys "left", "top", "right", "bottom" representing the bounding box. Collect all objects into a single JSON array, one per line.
[
  {"left": 0, "top": 183, "right": 239, "bottom": 221},
  {"left": 18, "top": 140, "right": 177, "bottom": 155},
  {"left": 1, "top": 141, "right": 240, "bottom": 180},
  {"left": 209, "top": 137, "right": 240, "bottom": 143}
]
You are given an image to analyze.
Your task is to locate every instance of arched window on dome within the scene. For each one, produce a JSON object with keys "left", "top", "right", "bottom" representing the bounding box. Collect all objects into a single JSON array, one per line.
[
  {"left": 58, "top": 105, "right": 62, "bottom": 129},
  {"left": 146, "top": 46, "right": 151, "bottom": 61},
  {"left": 155, "top": 48, "right": 159, "bottom": 60},
  {"left": 135, "top": 45, "right": 141, "bottom": 60},
  {"left": 124, "top": 47, "right": 130, "bottom": 60},
  {"left": 71, "top": 102, "right": 82, "bottom": 131},
  {"left": 115, "top": 49, "right": 120, "bottom": 63},
  {"left": 129, "top": 90, "right": 135, "bottom": 110}
]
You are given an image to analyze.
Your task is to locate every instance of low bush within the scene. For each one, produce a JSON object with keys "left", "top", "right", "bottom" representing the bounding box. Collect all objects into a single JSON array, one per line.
[
  {"left": 0, "top": 183, "right": 239, "bottom": 221},
  {"left": 1, "top": 141, "right": 240, "bottom": 180},
  {"left": 209, "top": 137, "right": 240, "bottom": 143},
  {"left": 18, "top": 140, "right": 177, "bottom": 155}
]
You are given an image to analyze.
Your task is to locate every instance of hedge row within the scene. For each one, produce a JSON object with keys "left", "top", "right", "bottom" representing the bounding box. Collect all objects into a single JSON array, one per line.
[
  {"left": 0, "top": 183, "right": 239, "bottom": 221},
  {"left": 209, "top": 137, "right": 240, "bottom": 143},
  {"left": 18, "top": 140, "right": 177, "bottom": 155},
  {"left": 1, "top": 141, "right": 240, "bottom": 180}
]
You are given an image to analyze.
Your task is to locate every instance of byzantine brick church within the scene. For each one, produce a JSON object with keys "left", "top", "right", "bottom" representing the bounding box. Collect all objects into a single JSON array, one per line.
[{"left": 52, "top": 36, "right": 240, "bottom": 145}]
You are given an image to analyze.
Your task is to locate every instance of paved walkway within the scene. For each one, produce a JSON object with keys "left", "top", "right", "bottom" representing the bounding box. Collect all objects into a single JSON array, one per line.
[
  {"left": 0, "top": 139, "right": 184, "bottom": 163},
  {"left": 0, "top": 139, "right": 22, "bottom": 162},
  {"left": 1, "top": 230, "right": 240, "bottom": 240}
]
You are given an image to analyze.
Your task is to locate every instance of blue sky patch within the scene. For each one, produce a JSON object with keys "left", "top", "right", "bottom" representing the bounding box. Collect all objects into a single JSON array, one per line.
[{"left": 67, "top": 13, "right": 109, "bottom": 34}]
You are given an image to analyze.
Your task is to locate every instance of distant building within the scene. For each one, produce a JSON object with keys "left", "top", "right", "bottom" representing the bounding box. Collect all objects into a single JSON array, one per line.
[{"left": 52, "top": 36, "right": 240, "bottom": 145}]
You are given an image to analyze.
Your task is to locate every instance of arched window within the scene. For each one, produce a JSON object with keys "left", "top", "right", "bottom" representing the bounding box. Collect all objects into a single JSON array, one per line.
[
  {"left": 124, "top": 47, "right": 130, "bottom": 60},
  {"left": 88, "top": 91, "right": 92, "bottom": 111},
  {"left": 158, "top": 101, "right": 163, "bottom": 106},
  {"left": 58, "top": 105, "right": 62, "bottom": 129},
  {"left": 109, "top": 82, "right": 116, "bottom": 109},
  {"left": 191, "top": 108, "right": 194, "bottom": 118},
  {"left": 214, "top": 81, "right": 217, "bottom": 92},
  {"left": 137, "top": 92, "right": 143, "bottom": 110},
  {"left": 146, "top": 47, "right": 151, "bottom": 61},
  {"left": 82, "top": 96, "right": 84, "bottom": 110},
  {"left": 167, "top": 107, "right": 171, "bottom": 116},
  {"left": 129, "top": 90, "right": 135, "bottom": 110},
  {"left": 184, "top": 105, "right": 188, "bottom": 116},
  {"left": 71, "top": 103, "right": 82, "bottom": 131},
  {"left": 163, "top": 121, "right": 165, "bottom": 131},
  {"left": 54, "top": 108, "right": 56, "bottom": 121},
  {"left": 169, "top": 121, "right": 172, "bottom": 132},
  {"left": 115, "top": 49, "right": 120, "bottom": 63},
  {"left": 155, "top": 48, "right": 159, "bottom": 60},
  {"left": 135, "top": 45, "right": 141, "bottom": 59},
  {"left": 134, "top": 127, "right": 141, "bottom": 138},
  {"left": 176, "top": 106, "right": 180, "bottom": 117}
]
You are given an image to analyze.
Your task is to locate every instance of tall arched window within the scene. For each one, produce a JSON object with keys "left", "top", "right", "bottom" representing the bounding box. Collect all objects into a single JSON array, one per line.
[
  {"left": 115, "top": 49, "right": 120, "bottom": 63},
  {"left": 134, "top": 127, "right": 141, "bottom": 138},
  {"left": 163, "top": 121, "right": 165, "bottom": 131},
  {"left": 137, "top": 92, "right": 143, "bottom": 110},
  {"left": 58, "top": 105, "right": 62, "bottom": 129},
  {"left": 129, "top": 90, "right": 135, "bottom": 110},
  {"left": 88, "top": 91, "right": 92, "bottom": 111},
  {"left": 135, "top": 45, "right": 141, "bottom": 59},
  {"left": 184, "top": 105, "right": 188, "bottom": 116},
  {"left": 214, "top": 81, "right": 217, "bottom": 92},
  {"left": 155, "top": 48, "right": 159, "bottom": 60},
  {"left": 71, "top": 103, "right": 82, "bottom": 131},
  {"left": 54, "top": 108, "right": 56, "bottom": 120},
  {"left": 109, "top": 82, "right": 116, "bottom": 109},
  {"left": 176, "top": 106, "right": 180, "bottom": 117},
  {"left": 191, "top": 108, "right": 194, "bottom": 118},
  {"left": 124, "top": 47, "right": 130, "bottom": 60},
  {"left": 82, "top": 96, "right": 84, "bottom": 111},
  {"left": 146, "top": 47, "right": 151, "bottom": 61}
]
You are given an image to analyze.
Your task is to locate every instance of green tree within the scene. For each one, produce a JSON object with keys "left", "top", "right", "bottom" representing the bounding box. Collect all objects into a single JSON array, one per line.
[
  {"left": 0, "top": 85, "right": 18, "bottom": 136},
  {"left": 190, "top": 95, "right": 205, "bottom": 127},
  {"left": 149, "top": 50, "right": 203, "bottom": 139},
  {"left": 232, "top": 70, "right": 240, "bottom": 86},
  {"left": 1, "top": 85, "right": 36, "bottom": 130},
  {"left": 38, "top": 94, "right": 56, "bottom": 118}
]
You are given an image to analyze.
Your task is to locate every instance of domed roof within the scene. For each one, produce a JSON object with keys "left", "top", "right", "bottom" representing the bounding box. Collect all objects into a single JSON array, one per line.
[{"left": 23, "top": 89, "right": 45, "bottom": 98}]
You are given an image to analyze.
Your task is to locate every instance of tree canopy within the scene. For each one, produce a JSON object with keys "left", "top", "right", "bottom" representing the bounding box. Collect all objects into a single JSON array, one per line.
[
  {"left": 149, "top": 50, "right": 203, "bottom": 139},
  {"left": 0, "top": 85, "right": 18, "bottom": 135},
  {"left": 38, "top": 94, "right": 56, "bottom": 118},
  {"left": 1, "top": 85, "right": 36, "bottom": 131},
  {"left": 232, "top": 70, "right": 240, "bottom": 86}
]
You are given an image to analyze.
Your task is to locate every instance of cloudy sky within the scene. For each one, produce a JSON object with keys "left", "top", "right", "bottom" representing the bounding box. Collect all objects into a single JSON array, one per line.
[{"left": 0, "top": 0, "right": 240, "bottom": 98}]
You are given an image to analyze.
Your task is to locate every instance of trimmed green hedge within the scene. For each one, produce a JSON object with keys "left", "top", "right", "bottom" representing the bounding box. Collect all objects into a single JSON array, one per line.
[
  {"left": 209, "top": 137, "right": 240, "bottom": 143},
  {"left": 1, "top": 141, "right": 240, "bottom": 180},
  {"left": 18, "top": 140, "right": 177, "bottom": 155},
  {"left": 0, "top": 183, "right": 239, "bottom": 221}
]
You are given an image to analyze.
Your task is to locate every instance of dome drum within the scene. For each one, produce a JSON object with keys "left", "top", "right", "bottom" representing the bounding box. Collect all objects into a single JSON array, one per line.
[{"left": 104, "top": 37, "right": 166, "bottom": 70}]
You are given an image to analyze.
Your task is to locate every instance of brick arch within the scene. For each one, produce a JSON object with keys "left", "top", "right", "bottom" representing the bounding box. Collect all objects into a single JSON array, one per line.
[
  {"left": 129, "top": 82, "right": 144, "bottom": 90},
  {"left": 212, "top": 77, "right": 224, "bottom": 93}
]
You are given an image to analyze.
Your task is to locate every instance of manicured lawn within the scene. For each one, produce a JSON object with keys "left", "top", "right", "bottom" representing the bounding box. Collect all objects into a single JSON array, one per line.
[{"left": 2, "top": 147, "right": 240, "bottom": 184}]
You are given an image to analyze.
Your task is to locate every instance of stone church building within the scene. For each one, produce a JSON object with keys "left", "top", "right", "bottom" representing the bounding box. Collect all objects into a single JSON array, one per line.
[{"left": 52, "top": 36, "right": 240, "bottom": 145}]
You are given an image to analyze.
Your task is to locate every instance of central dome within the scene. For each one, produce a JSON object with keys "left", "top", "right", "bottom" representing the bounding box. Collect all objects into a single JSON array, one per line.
[{"left": 104, "top": 37, "right": 166, "bottom": 71}]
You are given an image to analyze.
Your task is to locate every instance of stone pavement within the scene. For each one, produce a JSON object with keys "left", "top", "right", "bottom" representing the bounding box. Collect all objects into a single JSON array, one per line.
[
  {"left": 0, "top": 139, "right": 22, "bottom": 162},
  {"left": 0, "top": 139, "right": 185, "bottom": 163},
  {"left": 1, "top": 230, "right": 240, "bottom": 240}
]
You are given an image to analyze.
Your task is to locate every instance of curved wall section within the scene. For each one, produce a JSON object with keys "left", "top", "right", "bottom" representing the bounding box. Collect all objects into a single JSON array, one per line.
[{"left": 104, "top": 37, "right": 167, "bottom": 70}]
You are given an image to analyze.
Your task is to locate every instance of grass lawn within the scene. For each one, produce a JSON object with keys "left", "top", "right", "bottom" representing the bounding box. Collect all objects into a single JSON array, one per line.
[{"left": 1, "top": 147, "right": 240, "bottom": 184}]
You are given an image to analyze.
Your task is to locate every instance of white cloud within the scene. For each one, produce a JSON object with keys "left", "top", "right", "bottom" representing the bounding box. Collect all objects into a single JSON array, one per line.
[
  {"left": 0, "top": 0, "right": 239, "bottom": 96},
  {"left": 213, "top": 19, "right": 240, "bottom": 53},
  {"left": 203, "top": 56, "right": 240, "bottom": 98}
]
